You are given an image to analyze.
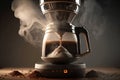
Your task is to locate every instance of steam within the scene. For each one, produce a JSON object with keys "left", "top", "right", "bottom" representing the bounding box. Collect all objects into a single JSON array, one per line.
[
  {"left": 11, "top": 0, "right": 47, "bottom": 46},
  {"left": 73, "top": 0, "right": 107, "bottom": 39}
]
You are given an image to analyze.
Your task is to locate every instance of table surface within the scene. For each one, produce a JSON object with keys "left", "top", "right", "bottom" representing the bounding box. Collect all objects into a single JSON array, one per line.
[{"left": 0, "top": 67, "right": 120, "bottom": 80}]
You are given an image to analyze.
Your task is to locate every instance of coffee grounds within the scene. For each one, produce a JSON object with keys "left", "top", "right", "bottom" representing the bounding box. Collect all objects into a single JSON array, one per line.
[
  {"left": 9, "top": 71, "right": 24, "bottom": 77},
  {"left": 96, "top": 71, "right": 120, "bottom": 80},
  {"left": 2, "top": 69, "right": 119, "bottom": 79},
  {"left": 28, "top": 70, "right": 42, "bottom": 78},
  {"left": 85, "top": 70, "right": 98, "bottom": 78}
]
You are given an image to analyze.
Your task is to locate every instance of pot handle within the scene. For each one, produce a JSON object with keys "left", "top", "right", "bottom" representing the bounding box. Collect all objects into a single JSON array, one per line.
[{"left": 75, "top": 27, "right": 90, "bottom": 57}]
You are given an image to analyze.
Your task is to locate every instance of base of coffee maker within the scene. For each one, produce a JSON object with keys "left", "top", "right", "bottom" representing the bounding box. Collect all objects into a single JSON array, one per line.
[{"left": 35, "top": 62, "right": 86, "bottom": 78}]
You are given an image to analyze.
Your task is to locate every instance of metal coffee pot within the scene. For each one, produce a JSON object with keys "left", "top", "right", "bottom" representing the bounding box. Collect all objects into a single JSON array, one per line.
[{"left": 40, "top": 0, "right": 90, "bottom": 64}]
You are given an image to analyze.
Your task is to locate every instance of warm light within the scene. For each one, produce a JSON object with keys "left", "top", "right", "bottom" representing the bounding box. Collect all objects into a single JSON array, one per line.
[{"left": 63, "top": 69, "right": 68, "bottom": 74}]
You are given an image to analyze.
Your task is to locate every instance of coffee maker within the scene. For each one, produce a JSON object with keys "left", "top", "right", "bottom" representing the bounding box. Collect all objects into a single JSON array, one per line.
[{"left": 35, "top": 0, "right": 90, "bottom": 78}]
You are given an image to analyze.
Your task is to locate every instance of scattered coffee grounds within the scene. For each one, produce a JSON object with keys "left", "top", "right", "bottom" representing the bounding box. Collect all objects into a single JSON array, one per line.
[
  {"left": 0, "top": 76, "right": 5, "bottom": 79},
  {"left": 1, "top": 69, "right": 119, "bottom": 80},
  {"left": 85, "top": 70, "right": 98, "bottom": 78},
  {"left": 9, "top": 71, "right": 24, "bottom": 77},
  {"left": 97, "top": 72, "right": 120, "bottom": 80},
  {"left": 28, "top": 70, "right": 42, "bottom": 78}
]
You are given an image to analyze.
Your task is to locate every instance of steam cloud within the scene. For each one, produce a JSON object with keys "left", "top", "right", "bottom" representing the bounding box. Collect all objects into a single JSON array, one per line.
[
  {"left": 12, "top": 0, "right": 107, "bottom": 46},
  {"left": 73, "top": 0, "right": 107, "bottom": 39},
  {"left": 11, "top": 0, "right": 47, "bottom": 46}
]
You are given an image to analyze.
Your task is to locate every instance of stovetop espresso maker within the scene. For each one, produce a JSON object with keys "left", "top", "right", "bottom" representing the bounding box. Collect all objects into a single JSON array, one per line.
[{"left": 35, "top": 0, "right": 90, "bottom": 78}]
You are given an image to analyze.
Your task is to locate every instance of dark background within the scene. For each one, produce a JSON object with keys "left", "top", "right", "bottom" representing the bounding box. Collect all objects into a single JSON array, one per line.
[{"left": 0, "top": 0, "right": 120, "bottom": 68}]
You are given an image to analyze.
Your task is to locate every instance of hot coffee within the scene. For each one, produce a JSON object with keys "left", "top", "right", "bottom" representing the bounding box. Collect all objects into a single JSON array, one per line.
[{"left": 42, "top": 41, "right": 78, "bottom": 57}]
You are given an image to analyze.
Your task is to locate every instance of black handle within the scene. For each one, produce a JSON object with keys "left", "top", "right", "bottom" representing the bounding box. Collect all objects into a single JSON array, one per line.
[{"left": 75, "top": 27, "right": 90, "bottom": 57}]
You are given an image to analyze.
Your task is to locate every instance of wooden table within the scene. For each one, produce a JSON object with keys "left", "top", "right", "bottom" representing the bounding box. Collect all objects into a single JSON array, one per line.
[{"left": 0, "top": 67, "right": 120, "bottom": 80}]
